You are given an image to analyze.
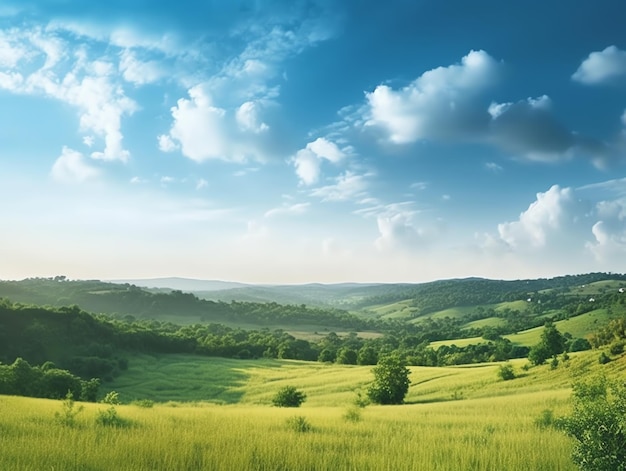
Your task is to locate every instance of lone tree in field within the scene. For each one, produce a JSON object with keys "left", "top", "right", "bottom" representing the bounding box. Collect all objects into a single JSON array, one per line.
[
  {"left": 367, "top": 354, "right": 411, "bottom": 405},
  {"left": 272, "top": 386, "right": 306, "bottom": 407},
  {"left": 529, "top": 321, "right": 566, "bottom": 365}
]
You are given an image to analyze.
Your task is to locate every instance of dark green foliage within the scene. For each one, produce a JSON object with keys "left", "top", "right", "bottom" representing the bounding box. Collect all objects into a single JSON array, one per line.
[
  {"left": 272, "top": 386, "right": 307, "bottom": 407},
  {"left": 558, "top": 377, "right": 626, "bottom": 471},
  {"left": 285, "top": 415, "right": 312, "bottom": 433},
  {"left": 609, "top": 340, "right": 624, "bottom": 355},
  {"left": 367, "top": 354, "right": 411, "bottom": 405},
  {"left": 357, "top": 346, "right": 378, "bottom": 365},
  {"left": 336, "top": 348, "right": 358, "bottom": 365},
  {"left": 598, "top": 352, "right": 611, "bottom": 364},
  {"left": 497, "top": 363, "right": 516, "bottom": 381},
  {"left": 0, "top": 358, "right": 99, "bottom": 401},
  {"left": 529, "top": 322, "right": 566, "bottom": 365},
  {"left": 569, "top": 337, "right": 592, "bottom": 352}
]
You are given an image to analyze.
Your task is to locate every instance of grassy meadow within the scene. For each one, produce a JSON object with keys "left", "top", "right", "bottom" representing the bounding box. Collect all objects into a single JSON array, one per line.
[{"left": 2, "top": 350, "right": 624, "bottom": 470}]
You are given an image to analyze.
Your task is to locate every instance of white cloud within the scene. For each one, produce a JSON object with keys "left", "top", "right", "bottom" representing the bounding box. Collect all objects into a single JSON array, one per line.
[
  {"left": 292, "top": 148, "right": 320, "bottom": 185},
  {"left": 0, "top": 28, "right": 137, "bottom": 162},
  {"left": 51, "top": 147, "right": 100, "bottom": 183},
  {"left": 310, "top": 171, "right": 370, "bottom": 202},
  {"left": 166, "top": 85, "right": 231, "bottom": 162},
  {"left": 307, "top": 137, "right": 345, "bottom": 163},
  {"left": 291, "top": 137, "right": 346, "bottom": 185},
  {"left": 236, "top": 101, "right": 269, "bottom": 133},
  {"left": 119, "top": 49, "right": 164, "bottom": 85},
  {"left": 497, "top": 185, "right": 580, "bottom": 249},
  {"left": 264, "top": 202, "right": 310, "bottom": 218},
  {"left": 374, "top": 204, "right": 442, "bottom": 252},
  {"left": 196, "top": 179, "right": 209, "bottom": 190},
  {"left": 157, "top": 134, "right": 179, "bottom": 153},
  {"left": 365, "top": 50, "right": 499, "bottom": 144},
  {"left": 572, "top": 45, "right": 626, "bottom": 85},
  {"left": 586, "top": 198, "right": 626, "bottom": 261}
]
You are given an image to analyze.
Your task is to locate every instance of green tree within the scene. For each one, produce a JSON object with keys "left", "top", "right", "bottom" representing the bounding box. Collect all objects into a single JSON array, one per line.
[
  {"left": 357, "top": 346, "right": 378, "bottom": 365},
  {"left": 558, "top": 376, "right": 626, "bottom": 470},
  {"left": 336, "top": 348, "right": 358, "bottom": 365},
  {"left": 529, "top": 322, "right": 566, "bottom": 365},
  {"left": 272, "top": 386, "right": 306, "bottom": 407},
  {"left": 367, "top": 354, "right": 411, "bottom": 405}
]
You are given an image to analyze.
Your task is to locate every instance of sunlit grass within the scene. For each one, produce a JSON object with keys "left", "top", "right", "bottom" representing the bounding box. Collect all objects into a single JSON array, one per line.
[{"left": 3, "top": 350, "right": 623, "bottom": 470}]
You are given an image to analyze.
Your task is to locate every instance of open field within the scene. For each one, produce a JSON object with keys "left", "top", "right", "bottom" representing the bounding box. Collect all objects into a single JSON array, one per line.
[{"left": 2, "top": 350, "right": 624, "bottom": 470}]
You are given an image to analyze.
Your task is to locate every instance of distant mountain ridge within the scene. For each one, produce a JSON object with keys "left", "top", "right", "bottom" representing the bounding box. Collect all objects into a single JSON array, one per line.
[{"left": 109, "top": 277, "right": 251, "bottom": 292}]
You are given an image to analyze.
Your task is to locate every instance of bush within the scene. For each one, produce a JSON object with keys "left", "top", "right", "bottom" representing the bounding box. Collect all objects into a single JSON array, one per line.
[
  {"left": 343, "top": 406, "right": 362, "bottom": 423},
  {"left": 609, "top": 340, "right": 625, "bottom": 355},
  {"left": 272, "top": 386, "right": 306, "bottom": 407},
  {"left": 534, "top": 409, "right": 557, "bottom": 429},
  {"left": 598, "top": 352, "right": 611, "bottom": 364},
  {"left": 132, "top": 399, "right": 154, "bottom": 408},
  {"left": 367, "top": 354, "right": 411, "bottom": 405},
  {"left": 54, "top": 391, "right": 83, "bottom": 427},
  {"left": 558, "top": 376, "right": 626, "bottom": 470},
  {"left": 285, "top": 415, "right": 312, "bottom": 433},
  {"left": 95, "top": 406, "right": 129, "bottom": 428},
  {"left": 497, "top": 363, "right": 515, "bottom": 381}
]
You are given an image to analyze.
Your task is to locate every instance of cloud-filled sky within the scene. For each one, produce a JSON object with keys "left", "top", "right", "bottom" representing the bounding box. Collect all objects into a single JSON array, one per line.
[{"left": 1, "top": 0, "right": 626, "bottom": 283}]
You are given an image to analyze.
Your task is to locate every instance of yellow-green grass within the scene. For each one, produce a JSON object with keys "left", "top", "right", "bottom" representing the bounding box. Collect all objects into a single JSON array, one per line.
[
  {"left": 2, "top": 351, "right": 625, "bottom": 470},
  {"left": 368, "top": 299, "right": 416, "bottom": 319},
  {"left": 567, "top": 280, "right": 626, "bottom": 296},
  {"left": 462, "top": 316, "right": 507, "bottom": 330},
  {"left": 0, "top": 392, "right": 576, "bottom": 471},
  {"left": 429, "top": 336, "right": 485, "bottom": 349}
]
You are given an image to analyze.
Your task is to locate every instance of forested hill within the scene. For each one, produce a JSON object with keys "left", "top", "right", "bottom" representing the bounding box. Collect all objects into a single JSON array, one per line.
[
  {"left": 1, "top": 274, "right": 626, "bottom": 323},
  {"left": 0, "top": 278, "right": 374, "bottom": 331},
  {"left": 348, "top": 273, "right": 626, "bottom": 315}
]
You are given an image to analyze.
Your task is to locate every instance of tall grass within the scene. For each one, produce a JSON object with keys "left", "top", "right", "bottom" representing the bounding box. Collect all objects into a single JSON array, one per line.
[
  {"left": 0, "top": 392, "right": 575, "bottom": 470},
  {"left": 2, "top": 350, "right": 623, "bottom": 470}
]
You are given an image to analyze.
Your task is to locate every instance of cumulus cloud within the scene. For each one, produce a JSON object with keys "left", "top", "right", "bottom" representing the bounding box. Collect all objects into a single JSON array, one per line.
[
  {"left": 497, "top": 185, "right": 581, "bottom": 249},
  {"left": 572, "top": 45, "right": 626, "bottom": 85},
  {"left": 373, "top": 203, "right": 443, "bottom": 252},
  {"left": 119, "top": 49, "right": 164, "bottom": 85},
  {"left": 0, "top": 27, "right": 137, "bottom": 162},
  {"left": 487, "top": 95, "right": 581, "bottom": 161},
  {"left": 291, "top": 137, "right": 346, "bottom": 185},
  {"left": 51, "top": 147, "right": 100, "bottom": 183},
  {"left": 165, "top": 85, "right": 232, "bottom": 162},
  {"left": 236, "top": 101, "right": 269, "bottom": 133},
  {"left": 365, "top": 49, "right": 499, "bottom": 144},
  {"left": 586, "top": 198, "right": 626, "bottom": 261},
  {"left": 361, "top": 50, "right": 610, "bottom": 166}
]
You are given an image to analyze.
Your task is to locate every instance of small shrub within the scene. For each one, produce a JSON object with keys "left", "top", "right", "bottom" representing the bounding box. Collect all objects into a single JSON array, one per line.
[
  {"left": 343, "top": 406, "right": 362, "bottom": 423},
  {"left": 132, "top": 399, "right": 154, "bottom": 408},
  {"left": 54, "top": 391, "right": 83, "bottom": 427},
  {"left": 609, "top": 340, "right": 625, "bottom": 355},
  {"left": 534, "top": 409, "right": 557, "bottom": 430},
  {"left": 497, "top": 363, "right": 516, "bottom": 381},
  {"left": 95, "top": 406, "right": 129, "bottom": 428},
  {"left": 101, "top": 391, "right": 121, "bottom": 405},
  {"left": 550, "top": 356, "right": 559, "bottom": 370},
  {"left": 598, "top": 352, "right": 611, "bottom": 364},
  {"left": 272, "top": 386, "right": 306, "bottom": 408},
  {"left": 286, "top": 415, "right": 312, "bottom": 433},
  {"left": 353, "top": 391, "right": 369, "bottom": 408}
]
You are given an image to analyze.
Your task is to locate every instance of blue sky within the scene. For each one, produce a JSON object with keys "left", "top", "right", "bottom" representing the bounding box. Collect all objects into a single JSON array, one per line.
[{"left": 1, "top": 0, "right": 626, "bottom": 283}]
